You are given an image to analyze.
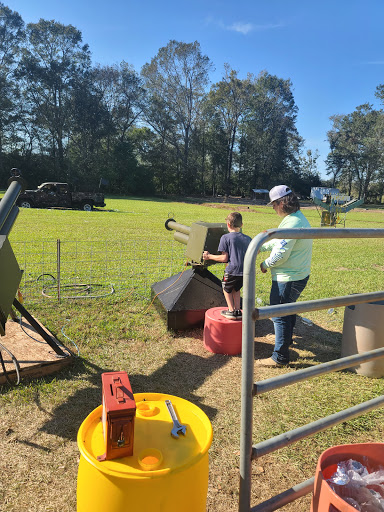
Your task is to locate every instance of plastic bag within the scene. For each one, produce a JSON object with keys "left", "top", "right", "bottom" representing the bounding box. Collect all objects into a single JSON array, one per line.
[{"left": 327, "top": 459, "right": 384, "bottom": 511}]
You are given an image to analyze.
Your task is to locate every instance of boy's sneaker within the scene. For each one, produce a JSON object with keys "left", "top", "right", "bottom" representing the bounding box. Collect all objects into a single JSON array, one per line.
[
  {"left": 221, "top": 309, "right": 237, "bottom": 320},
  {"left": 235, "top": 310, "right": 242, "bottom": 319}
]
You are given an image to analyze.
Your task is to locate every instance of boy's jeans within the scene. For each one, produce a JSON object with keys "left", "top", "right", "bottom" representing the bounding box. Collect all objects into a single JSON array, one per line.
[{"left": 269, "top": 276, "right": 309, "bottom": 364}]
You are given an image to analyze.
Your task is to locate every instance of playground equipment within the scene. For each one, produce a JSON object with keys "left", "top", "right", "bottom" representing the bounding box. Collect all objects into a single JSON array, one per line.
[
  {"left": 151, "top": 218, "right": 228, "bottom": 330},
  {"left": 311, "top": 187, "right": 364, "bottom": 227}
]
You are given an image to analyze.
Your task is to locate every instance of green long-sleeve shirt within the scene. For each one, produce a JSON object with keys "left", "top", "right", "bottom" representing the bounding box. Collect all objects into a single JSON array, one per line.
[{"left": 260, "top": 210, "right": 313, "bottom": 282}]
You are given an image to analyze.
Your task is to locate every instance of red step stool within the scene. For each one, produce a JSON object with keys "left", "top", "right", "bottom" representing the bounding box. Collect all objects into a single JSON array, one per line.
[{"left": 203, "top": 307, "right": 242, "bottom": 355}]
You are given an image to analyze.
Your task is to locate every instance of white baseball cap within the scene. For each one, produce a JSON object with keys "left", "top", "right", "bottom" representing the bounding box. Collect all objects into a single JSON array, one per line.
[{"left": 267, "top": 185, "right": 292, "bottom": 205}]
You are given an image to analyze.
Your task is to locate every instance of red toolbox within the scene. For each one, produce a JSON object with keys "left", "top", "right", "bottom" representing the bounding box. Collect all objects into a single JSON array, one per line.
[{"left": 97, "top": 371, "right": 136, "bottom": 461}]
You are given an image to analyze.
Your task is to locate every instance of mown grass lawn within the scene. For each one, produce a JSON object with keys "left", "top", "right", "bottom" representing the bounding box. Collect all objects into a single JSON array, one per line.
[{"left": 0, "top": 195, "right": 384, "bottom": 511}]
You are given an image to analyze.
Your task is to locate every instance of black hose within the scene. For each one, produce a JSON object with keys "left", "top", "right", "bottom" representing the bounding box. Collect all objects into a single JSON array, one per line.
[{"left": 0, "top": 343, "right": 21, "bottom": 386}]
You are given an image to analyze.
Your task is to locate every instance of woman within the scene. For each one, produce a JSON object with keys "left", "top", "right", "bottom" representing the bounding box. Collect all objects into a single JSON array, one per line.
[{"left": 258, "top": 185, "right": 313, "bottom": 367}]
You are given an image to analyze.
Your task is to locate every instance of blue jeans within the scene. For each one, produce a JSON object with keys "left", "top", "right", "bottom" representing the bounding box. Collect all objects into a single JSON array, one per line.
[{"left": 269, "top": 276, "right": 309, "bottom": 364}]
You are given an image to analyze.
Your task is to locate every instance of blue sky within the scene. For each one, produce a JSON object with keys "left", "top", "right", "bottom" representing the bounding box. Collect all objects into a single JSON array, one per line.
[{"left": 4, "top": 0, "right": 384, "bottom": 178}]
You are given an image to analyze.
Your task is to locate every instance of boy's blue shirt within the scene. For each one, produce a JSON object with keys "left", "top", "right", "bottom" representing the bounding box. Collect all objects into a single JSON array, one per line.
[{"left": 218, "top": 231, "right": 252, "bottom": 276}]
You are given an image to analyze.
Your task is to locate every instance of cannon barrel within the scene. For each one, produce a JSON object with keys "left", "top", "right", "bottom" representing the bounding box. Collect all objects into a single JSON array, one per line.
[
  {"left": 174, "top": 231, "right": 189, "bottom": 245},
  {"left": 165, "top": 218, "right": 191, "bottom": 235},
  {"left": 0, "top": 177, "right": 25, "bottom": 236},
  {"left": 0, "top": 205, "right": 19, "bottom": 236},
  {"left": 165, "top": 217, "right": 228, "bottom": 266},
  {"left": 165, "top": 218, "right": 191, "bottom": 246},
  {"left": 0, "top": 175, "right": 25, "bottom": 335}
]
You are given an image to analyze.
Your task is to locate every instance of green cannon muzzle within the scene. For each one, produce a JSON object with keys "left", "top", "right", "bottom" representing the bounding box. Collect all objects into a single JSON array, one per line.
[{"left": 164, "top": 218, "right": 228, "bottom": 266}]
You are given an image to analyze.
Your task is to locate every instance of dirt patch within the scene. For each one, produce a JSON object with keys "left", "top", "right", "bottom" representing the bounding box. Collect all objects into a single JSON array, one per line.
[
  {"left": 202, "top": 203, "right": 259, "bottom": 213},
  {"left": 334, "top": 267, "right": 365, "bottom": 271},
  {"left": 177, "top": 195, "right": 384, "bottom": 213}
]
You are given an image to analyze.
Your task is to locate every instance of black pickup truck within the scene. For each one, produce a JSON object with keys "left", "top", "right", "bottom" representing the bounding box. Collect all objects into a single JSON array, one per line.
[{"left": 17, "top": 182, "right": 106, "bottom": 211}]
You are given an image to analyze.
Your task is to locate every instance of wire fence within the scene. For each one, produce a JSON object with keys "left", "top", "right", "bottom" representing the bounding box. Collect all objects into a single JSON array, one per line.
[{"left": 13, "top": 239, "right": 223, "bottom": 304}]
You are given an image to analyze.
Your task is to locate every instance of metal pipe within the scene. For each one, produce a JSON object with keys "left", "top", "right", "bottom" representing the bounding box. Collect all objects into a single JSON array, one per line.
[
  {"left": 165, "top": 218, "right": 191, "bottom": 235},
  {"left": 174, "top": 231, "right": 189, "bottom": 245},
  {"left": 250, "top": 477, "right": 314, "bottom": 512},
  {"left": 253, "top": 291, "right": 384, "bottom": 321},
  {"left": 252, "top": 395, "right": 384, "bottom": 459},
  {"left": 255, "top": 227, "right": 384, "bottom": 241},
  {"left": 0, "top": 205, "right": 19, "bottom": 236},
  {"left": 239, "top": 227, "right": 384, "bottom": 512},
  {"left": 239, "top": 232, "right": 260, "bottom": 512},
  {"left": 57, "top": 239, "right": 61, "bottom": 304},
  {"left": 0, "top": 179, "right": 22, "bottom": 234},
  {"left": 254, "top": 347, "right": 384, "bottom": 395}
]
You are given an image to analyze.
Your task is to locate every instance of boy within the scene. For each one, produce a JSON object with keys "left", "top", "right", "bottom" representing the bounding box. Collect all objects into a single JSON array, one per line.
[{"left": 202, "top": 212, "right": 252, "bottom": 320}]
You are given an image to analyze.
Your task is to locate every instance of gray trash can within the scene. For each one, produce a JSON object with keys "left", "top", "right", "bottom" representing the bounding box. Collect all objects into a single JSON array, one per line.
[{"left": 341, "top": 301, "right": 384, "bottom": 378}]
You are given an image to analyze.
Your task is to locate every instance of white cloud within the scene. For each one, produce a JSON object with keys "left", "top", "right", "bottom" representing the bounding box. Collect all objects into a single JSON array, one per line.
[
  {"left": 229, "top": 22, "right": 254, "bottom": 35},
  {"left": 206, "top": 19, "right": 284, "bottom": 35}
]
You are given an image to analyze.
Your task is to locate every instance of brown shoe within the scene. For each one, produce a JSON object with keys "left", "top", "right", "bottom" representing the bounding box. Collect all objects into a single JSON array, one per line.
[{"left": 256, "top": 357, "right": 285, "bottom": 368}]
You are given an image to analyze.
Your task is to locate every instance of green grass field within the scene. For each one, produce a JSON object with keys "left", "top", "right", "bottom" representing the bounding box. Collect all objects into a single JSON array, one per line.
[{"left": 1, "top": 196, "right": 384, "bottom": 511}]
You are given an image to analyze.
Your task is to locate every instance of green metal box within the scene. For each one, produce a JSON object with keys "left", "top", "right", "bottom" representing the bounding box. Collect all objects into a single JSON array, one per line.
[{"left": 186, "top": 222, "right": 228, "bottom": 265}]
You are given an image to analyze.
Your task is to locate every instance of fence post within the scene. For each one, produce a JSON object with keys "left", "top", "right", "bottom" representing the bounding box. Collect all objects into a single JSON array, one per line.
[{"left": 57, "top": 239, "right": 61, "bottom": 304}]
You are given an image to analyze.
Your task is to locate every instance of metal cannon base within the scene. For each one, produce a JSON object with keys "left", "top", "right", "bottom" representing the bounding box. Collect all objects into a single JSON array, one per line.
[{"left": 151, "top": 267, "right": 227, "bottom": 331}]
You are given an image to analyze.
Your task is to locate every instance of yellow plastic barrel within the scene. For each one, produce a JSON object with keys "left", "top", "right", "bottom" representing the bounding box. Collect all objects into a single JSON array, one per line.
[{"left": 77, "top": 392, "right": 213, "bottom": 512}]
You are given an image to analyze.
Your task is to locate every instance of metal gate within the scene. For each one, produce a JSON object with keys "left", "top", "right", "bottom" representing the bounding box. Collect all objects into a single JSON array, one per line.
[{"left": 239, "top": 227, "right": 384, "bottom": 511}]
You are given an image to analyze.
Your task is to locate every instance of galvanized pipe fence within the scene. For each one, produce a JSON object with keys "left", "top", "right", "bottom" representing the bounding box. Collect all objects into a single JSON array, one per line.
[{"left": 240, "top": 227, "right": 384, "bottom": 512}]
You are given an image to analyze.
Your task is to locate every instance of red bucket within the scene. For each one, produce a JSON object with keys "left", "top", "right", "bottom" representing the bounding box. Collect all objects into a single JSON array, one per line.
[
  {"left": 203, "top": 307, "right": 242, "bottom": 355},
  {"left": 311, "top": 443, "right": 384, "bottom": 511}
]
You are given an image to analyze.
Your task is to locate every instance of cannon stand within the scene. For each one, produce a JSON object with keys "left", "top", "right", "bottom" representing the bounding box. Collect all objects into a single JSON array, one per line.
[
  {"left": 0, "top": 299, "right": 73, "bottom": 385},
  {"left": 12, "top": 298, "right": 68, "bottom": 356},
  {"left": 151, "top": 266, "right": 226, "bottom": 331}
]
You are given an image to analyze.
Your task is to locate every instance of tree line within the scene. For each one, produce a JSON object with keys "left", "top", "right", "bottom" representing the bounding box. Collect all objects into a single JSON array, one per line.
[{"left": 0, "top": 3, "right": 383, "bottom": 201}]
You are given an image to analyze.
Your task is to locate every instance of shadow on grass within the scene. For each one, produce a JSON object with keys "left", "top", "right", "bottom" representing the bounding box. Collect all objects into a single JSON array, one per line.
[
  {"left": 29, "top": 317, "right": 344, "bottom": 442},
  {"left": 37, "top": 357, "right": 106, "bottom": 441},
  {"left": 253, "top": 317, "right": 343, "bottom": 368},
  {"left": 39, "top": 349, "right": 229, "bottom": 441},
  {"left": 130, "top": 351, "right": 228, "bottom": 420},
  {"left": 289, "top": 319, "right": 342, "bottom": 367}
]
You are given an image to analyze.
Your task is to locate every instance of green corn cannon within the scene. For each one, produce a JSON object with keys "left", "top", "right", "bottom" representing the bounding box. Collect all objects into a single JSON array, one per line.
[
  {"left": 164, "top": 218, "right": 228, "bottom": 266},
  {"left": 0, "top": 170, "right": 67, "bottom": 359},
  {"left": 0, "top": 172, "right": 26, "bottom": 335},
  {"left": 151, "top": 218, "right": 228, "bottom": 331}
]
